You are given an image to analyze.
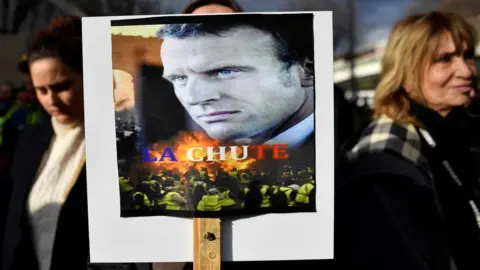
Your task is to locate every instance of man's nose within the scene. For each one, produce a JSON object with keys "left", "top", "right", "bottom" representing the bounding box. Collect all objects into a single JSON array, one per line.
[{"left": 184, "top": 77, "right": 221, "bottom": 105}]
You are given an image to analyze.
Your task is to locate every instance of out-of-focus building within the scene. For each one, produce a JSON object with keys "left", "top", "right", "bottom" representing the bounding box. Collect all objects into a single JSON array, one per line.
[
  {"left": 0, "top": 0, "right": 173, "bottom": 85},
  {"left": 110, "top": 25, "right": 164, "bottom": 122},
  {"left": 335, "top": 13, "right": 480, "bottom": 110},
  {"left": 334, "top": 45, "right": 384, "bottom": 109},
  {"left": 0, "top": 35, "right": 28, "bottom": 84}
]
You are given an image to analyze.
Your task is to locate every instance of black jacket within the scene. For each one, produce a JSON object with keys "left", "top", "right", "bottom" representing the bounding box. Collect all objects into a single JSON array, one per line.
[
  {"left": 335, "top": 103, "right": 480, "bottom": 270},
  {"left": 1, "top": 118, "right": 149, "bottom": 270}
]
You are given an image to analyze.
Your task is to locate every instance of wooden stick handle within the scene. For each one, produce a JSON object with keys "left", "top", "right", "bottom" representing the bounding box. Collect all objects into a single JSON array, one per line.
[{"left": 193, "top": 218, "right": 221, "bottom": 270}]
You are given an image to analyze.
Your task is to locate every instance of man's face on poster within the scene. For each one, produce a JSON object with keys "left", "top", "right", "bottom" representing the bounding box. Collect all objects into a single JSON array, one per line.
[{"left": 161, "top": 26, "right": 308, "bottom": 141}]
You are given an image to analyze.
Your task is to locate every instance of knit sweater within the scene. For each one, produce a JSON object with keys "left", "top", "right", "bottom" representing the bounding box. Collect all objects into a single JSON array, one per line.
[{"left": 27, "top": 117, "right": 85, "bottom": 270}]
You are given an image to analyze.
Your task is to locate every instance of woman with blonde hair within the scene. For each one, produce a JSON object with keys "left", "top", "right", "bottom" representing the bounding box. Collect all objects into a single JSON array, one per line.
[{"left": 336, "top": 11, "right": 480, "bottom": 270}]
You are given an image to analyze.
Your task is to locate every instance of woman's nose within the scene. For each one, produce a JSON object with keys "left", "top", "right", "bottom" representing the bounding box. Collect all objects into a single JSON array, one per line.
[
  {"left": 455, "top": 57, "right": 475, "bottom": 79},
  {"left": 46, "top": 91, "right": 61, "bottom": 106}
]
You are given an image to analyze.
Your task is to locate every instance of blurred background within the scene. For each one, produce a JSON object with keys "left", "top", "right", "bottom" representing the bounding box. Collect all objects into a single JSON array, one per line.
[
  {"left": 1, "top": 0, "right": 479, "bottom": 266},
  {"left": 2, "top": 0, "right": 480, "bottom": 130},
  {"left": 1, "top": 2, "right": 479, "bottom": 269}
]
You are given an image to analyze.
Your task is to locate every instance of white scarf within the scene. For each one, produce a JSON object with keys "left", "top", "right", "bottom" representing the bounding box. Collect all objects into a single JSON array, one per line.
[{"left": 27, "top": 117, "right": 86, "bottom": 270}]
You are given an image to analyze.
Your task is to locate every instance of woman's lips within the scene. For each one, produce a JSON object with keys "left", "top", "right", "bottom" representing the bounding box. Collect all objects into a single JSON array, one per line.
[
  {"left": 453, "top": 85, "right": 474, "bottom": 93},
  {"left": 50, "top": 109, "right": 66, "bottom": 116}
]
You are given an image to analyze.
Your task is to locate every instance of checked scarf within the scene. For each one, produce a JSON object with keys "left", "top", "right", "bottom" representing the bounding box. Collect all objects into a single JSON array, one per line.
[{"left": 346, "top": 115, "right": 432, "bottom": 178}]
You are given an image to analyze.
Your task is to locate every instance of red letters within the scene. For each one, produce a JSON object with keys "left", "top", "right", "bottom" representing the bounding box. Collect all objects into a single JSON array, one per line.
[
  {"left": 272, "top": 144, "right": 289, "bottom": 159},
  {"left": 250, "top": 145, "right": 271, "bottom": 160},
  {"left": 250, "top": 144, "right": 289, "bottom": 159}
]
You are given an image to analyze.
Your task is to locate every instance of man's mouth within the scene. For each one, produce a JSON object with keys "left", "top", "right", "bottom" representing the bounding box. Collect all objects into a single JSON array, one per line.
[{"left": 198, "top": 111, "right": 240, "bottom": 123}]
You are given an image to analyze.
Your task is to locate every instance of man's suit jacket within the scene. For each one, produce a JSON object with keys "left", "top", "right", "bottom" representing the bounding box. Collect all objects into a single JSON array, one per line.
[{"left": 1, "top": 118, "right": 149, "bottom": 270}]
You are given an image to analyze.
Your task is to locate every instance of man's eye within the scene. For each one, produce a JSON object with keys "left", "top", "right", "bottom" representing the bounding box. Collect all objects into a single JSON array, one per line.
[
  {"left": 219, "top": 70, "right": 234, "bottom": 76},
  {"left": 171, "top": 76, "right": 188, "bottom": 83},
  {"left": 211, "top": 69, "right": 239, "bottom": 78}
]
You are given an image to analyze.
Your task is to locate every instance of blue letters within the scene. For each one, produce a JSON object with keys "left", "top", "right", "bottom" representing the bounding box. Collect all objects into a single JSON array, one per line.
[
  {"left": 142, "top": 148, "right": 157, "bottom": 162},
  {"left": 143, "top": 147, "right": 178, "bottom": 162},
  {"left": 159, "top": 147, "right": 178, "bottom": 161}
]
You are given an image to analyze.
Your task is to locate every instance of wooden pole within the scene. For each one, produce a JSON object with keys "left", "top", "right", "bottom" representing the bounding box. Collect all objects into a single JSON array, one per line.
[
  {"left": 153, "top": 180, "right": 221, "bottom": 269},
  {"left": 193, "top": 218, "right": 221, "bottom": 270},
  {"left": 151, "top": 218, "right": 221, "bottom": 270}
]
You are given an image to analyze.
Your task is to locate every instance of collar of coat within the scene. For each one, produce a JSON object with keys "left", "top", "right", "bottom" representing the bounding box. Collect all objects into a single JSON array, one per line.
[{"left": 346, "top": 114, "right": 432, "bottom": 177}]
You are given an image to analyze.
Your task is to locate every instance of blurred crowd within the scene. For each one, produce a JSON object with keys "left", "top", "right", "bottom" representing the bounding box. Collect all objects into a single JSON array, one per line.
[
  {"left": 0, "top": 72, "right": 47, "bottom": 244},
  {"left": 0, "top": 78, "right": 45, "bottom": 179},
  {"left": 118, "top": 165, "right": 315, "bottom": 213}
]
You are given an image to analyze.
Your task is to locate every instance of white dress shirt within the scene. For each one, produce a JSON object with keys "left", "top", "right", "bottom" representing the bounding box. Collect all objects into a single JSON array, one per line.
[{"left": 264, "top": 113, "right": 314, "bottom": 148}]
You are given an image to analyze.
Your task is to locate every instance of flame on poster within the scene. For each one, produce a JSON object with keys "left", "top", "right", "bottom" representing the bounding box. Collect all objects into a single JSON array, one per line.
[{"left": 145, "top": 131, "right": 257, "bottom": 178}]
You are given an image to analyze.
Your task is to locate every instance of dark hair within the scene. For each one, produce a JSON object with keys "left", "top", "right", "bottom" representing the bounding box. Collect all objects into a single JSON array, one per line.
[
  {"left": 157, "top": 15, "right": 314, "bottom": 70},
  {"left": 182, "top": 0, "right": 243, "bottom": 14},
  {"left": 27, "top": 16, "right": 83, "bottom": 75}
]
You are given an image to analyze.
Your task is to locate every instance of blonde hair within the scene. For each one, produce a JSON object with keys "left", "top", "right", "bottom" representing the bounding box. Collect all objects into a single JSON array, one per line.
[{"left": 373, "top": 11, "right": 477, "bottom": 125}]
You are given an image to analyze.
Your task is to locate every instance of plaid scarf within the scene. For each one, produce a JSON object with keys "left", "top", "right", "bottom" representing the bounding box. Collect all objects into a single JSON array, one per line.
[
  {"left": 347, "top": 114, "right": 465, "bottom": 270},
  {"left": 346, "top": 115, "right": 432, "bottom": 178}
]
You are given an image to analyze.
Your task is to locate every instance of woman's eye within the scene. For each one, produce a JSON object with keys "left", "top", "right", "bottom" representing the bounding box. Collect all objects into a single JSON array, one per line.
[
  {"left": 52, "top": 81, "right": 73, "bottom": 92},
  {"left": 434, "top": 55, "right": 451, "bottom": 63},
  {"left": 36, "top": 88, "right": 47, "bottom": 95}
]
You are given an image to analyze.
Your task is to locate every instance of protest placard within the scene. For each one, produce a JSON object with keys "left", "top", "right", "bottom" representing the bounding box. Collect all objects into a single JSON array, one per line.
[{"left": 83, "top": 11, "right": 333, "bottom": 263}]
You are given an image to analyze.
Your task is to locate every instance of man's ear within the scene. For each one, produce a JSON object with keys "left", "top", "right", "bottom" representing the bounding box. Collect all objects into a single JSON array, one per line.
[{"left": 299, "top": 58, "right": 314, "bottom": 88}]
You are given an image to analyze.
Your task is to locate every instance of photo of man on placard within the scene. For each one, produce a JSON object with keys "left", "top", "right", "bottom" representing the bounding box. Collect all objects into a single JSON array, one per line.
[
  {"left": 158, "top": 18, "right": 314, "bottom": 149},
  {"left": 112, "top": 14, "right": 317, "bottom": 217}
]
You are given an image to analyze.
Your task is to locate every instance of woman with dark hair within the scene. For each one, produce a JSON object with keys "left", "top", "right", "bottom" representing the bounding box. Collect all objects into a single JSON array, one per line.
[
  {"left": 182, "top": 0, "right": 243, "bottom": 14},
  {"left": 1, "top": 17, "right": 147, "bottom": 270},
  {"left": 2, "top": 16, "right": 87, "bottom": 270}
]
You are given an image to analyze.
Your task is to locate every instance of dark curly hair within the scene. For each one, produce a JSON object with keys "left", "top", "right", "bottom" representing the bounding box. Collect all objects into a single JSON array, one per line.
[
  {"left": 26, "top": 16, "right": 83, "bottom": 75},
  {"left": 182, "top": 0, "right": 243, "bottom": 14}
]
